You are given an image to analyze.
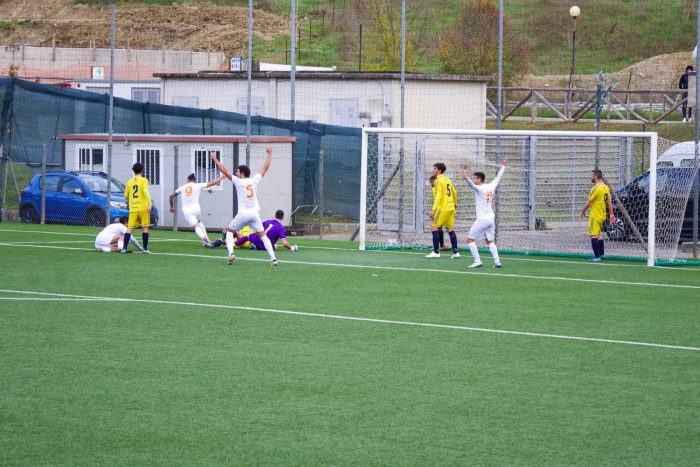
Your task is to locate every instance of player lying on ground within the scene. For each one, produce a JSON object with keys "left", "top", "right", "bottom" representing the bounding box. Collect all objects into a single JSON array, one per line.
[{"left": 208, "top": 210, "right": 298, "bottom": 252}]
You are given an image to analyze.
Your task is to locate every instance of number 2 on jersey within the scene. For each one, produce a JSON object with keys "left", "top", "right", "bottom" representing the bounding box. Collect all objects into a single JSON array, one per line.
[{"left": 132, "top": 184, "right": 139, "bottom": 199}]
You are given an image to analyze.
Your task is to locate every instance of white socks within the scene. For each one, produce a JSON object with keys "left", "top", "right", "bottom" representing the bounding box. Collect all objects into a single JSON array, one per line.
[
  {"left": 195, "top": 223, "right": 209, "bottom": 242},
  {"left": 226, "top": 231, "right": 234, "bottom": 256},
  {"left": 261, "top": 235, "right": 276, "bottom": 261},
  {"left": 488, "top": 242, "right": 500, "bottom": 264},
  {"left": 468, "top": 242, "right": 481, "bottom": 263}
]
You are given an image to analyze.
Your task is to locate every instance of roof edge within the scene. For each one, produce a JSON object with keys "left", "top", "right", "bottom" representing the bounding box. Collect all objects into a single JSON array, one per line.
[{"left": 154, "top": 71, "right": 490, "bottom": 82}]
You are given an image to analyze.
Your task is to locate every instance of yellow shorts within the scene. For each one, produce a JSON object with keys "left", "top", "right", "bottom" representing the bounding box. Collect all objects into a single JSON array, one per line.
[
  {"left": 128, "top": 210, "right": 150, "bottom": 230},
  {"left": 432, "top": 209, "right": 455, "bottom": 230},
  {"left": 588, "top": 215, "right": 605, "bottom": 237},
  {"left": 234, "top": 225, "right": 253, "bottom": 249}
]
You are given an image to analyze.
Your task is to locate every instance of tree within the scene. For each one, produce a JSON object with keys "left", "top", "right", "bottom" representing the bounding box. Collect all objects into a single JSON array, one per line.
[
  {"left": 438, "top": 0, "right": 529, "bottom": 85},
  {"left": 352, "top": 0, "right": 425, "bottom": 71}
]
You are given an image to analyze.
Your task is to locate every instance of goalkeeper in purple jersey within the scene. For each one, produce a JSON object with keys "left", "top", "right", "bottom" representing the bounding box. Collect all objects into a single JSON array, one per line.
[{"left": 209, "top": 210, "right": 298, "bottom": 252}]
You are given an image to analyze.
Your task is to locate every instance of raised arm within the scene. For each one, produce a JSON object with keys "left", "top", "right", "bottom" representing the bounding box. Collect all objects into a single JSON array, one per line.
[
  {"left": 491, "top": 159, "right": 508, "bottom": 188},
  {"left": 260, "top": 147, "right": 273, "bottom": 177},
  {"left": 459, "top": 168, "right": 477, "bottom": 189},
  {"left": 210, "top": 151, "right": 233, "bottom": 180},
  {"left": 205, "top": 175, "right": 226, "bottom": 188}
]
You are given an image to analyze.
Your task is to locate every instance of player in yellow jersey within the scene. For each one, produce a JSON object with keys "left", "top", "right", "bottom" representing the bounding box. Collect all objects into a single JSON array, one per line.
[
  {"left": 121, "top": 162, "right": 152, "bottom": 254},
  {"left": 426, "top": 162, "right": 459, "bottom": 259},
  {"left": 428, "top": 175, "right": 446, "bottom": 251},
  {"left": 580, "top": 169, "right": 616, "bottom": 262}
]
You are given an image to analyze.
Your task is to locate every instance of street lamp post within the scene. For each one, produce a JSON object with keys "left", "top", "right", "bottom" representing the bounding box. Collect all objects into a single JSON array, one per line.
[{"left": 567, "top": 5, "right": 581, "bottom": 118}]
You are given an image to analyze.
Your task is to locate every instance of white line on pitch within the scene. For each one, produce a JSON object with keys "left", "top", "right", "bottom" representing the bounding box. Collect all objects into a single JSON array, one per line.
[
  {"left": 3, "top": 227, "right": 698, "bottom": 271},
  {"left": 1, "top": 241, "right": 699, "bottom": 290},
  {"left": 1, "top": 289, "right": 698, "bottom": 352}
]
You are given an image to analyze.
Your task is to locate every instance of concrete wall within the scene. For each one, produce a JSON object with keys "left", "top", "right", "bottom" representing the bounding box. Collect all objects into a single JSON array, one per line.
[{"left": 0, "top": 45, "right": 225, "bottom": 81}]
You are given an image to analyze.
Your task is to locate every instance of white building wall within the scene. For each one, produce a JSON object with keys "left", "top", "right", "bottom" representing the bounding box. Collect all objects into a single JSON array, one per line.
[
  {"left": 68, "top": 80, "right": 161, "bottom": 101},
  {"left": 161, "top": 76, "right": 486, "bottom": 130}
]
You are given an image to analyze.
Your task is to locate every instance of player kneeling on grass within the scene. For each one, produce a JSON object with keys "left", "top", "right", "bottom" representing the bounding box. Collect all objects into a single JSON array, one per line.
[
  {"left": 95, "top": 217, "right": 144, "bottom": 253},
  {"left": 169, "top": 173, "right": 225, "bottom": 247},
  {"left": 458, "top": 158, "right": 507, "bottom": 268}
]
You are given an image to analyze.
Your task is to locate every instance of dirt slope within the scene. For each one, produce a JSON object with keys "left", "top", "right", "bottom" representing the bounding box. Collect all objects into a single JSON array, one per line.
[
  {"left": 0, "top": 0, "right": 691, "bottom": 88},
  {"left": 0, "top": 0, "right": 288, "bottom": 57},
  {"left": 519, "top": 52, "right": 694, "bottom": 90}
]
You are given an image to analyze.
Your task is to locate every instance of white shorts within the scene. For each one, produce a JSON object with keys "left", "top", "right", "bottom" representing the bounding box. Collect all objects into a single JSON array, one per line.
[
  {"left": 228, "top": 211, "right": 264, "bottom": 233},
  {"left": 95, "top": 232, "right": 116, "bottom": 251},
  {"left": 468, "top": 218, "right": 495, "bottom": 242},
  {"left": 182, "top": 205, "right": 202, "bottom": 226}
]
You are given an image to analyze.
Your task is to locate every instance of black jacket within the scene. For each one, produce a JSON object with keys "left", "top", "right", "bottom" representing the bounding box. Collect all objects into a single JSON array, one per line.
[{"left": 680, "top": 72, "right": 690, "bottom": 90}]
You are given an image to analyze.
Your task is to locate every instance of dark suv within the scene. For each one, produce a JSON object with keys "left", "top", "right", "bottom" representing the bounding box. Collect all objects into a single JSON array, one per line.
[
  {"left": 605, "top": 167, "right": 699, "bottom": 242},
  {"left": 20, "top": 171, "right": 158, "bottom": 227}
]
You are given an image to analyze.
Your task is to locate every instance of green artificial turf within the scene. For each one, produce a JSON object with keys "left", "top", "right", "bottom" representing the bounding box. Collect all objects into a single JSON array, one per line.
[{"left": 1, "top": 224, "right": 698, "bottom": 465}]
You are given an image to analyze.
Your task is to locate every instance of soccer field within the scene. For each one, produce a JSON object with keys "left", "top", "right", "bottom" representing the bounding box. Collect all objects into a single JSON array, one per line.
[{"left": 1, "top": 224, "right": 699, "bottom": 465}]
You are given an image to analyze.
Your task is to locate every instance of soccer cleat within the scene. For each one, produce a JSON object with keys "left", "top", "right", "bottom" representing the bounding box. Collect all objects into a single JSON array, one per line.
[
  {"left": 142, "top": 249, "right": 151, "bottom": 254},
  {"left": 467, "top": 262, "right": 483, "bottom": 268},
  {"left": 425, "top": 251, "right": 441, "bottom": 258},
  {"left": 203, "top": 241, "right": 214, "bottom": 248},
  {"left": 120, "top": 249, "right": 128, "bottom": 254},
  {"left": 683, "top": 117, "right": 687, "bottom": 122},
  {"left": 227, "top": 254, "right": 235, "bottom": 265},
  {"left": 494, "top": 263, "right": 502, "bottom": 268},
  {"left": 450, "top": 252, "right": 461, "bottom": 259},
  {"left": 271, "top": 259, "right": 278, "bottom": 266},
  {"left": 590, "top": 257, "right": 602, "bottom": 262}
]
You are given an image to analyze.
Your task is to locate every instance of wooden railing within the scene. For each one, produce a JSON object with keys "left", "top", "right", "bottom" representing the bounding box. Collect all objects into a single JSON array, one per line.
[{"left": 486, "top": 87, "right": 688, "bottom": 124}]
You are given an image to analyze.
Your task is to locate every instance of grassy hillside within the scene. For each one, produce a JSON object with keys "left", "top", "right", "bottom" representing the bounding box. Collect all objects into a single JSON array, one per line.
[
  {"left": 491, "top": 119, "right": 697, "bottom": 144},
  {"left": 247, "top": 0, "right": 697, "bottom": 75},
  {"left": 27, "top": 0, "right": 700, "bottom": 75}
]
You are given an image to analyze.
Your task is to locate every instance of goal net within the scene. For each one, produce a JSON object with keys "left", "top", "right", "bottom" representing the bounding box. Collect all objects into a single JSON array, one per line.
[{"left": 359, "top": 128, "right": 700, "bottom": 266}]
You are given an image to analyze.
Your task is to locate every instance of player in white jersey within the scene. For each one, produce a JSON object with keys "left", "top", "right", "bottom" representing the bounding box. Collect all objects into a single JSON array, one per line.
[
  {"left": 169, "top": 173, "right": 225, "bottom": 247},
  {"left": 95, "top": 217, "right": 143, "bottom": 252},
  {"left": 210, "top": 148, "right": 278, "bottom": 266},
  {"left": 459, "top": 158, "right": 507, "bottom": 268}
]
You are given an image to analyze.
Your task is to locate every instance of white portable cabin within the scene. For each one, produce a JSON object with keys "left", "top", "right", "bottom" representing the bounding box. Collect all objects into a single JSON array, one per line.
[{"left": 60, "top": 134, "right": 295, "bottom": 230}]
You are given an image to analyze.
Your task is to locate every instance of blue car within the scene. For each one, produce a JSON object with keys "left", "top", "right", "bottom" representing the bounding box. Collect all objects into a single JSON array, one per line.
[{"left": 19, "top": 171, "right": 158, "bottom": 227}]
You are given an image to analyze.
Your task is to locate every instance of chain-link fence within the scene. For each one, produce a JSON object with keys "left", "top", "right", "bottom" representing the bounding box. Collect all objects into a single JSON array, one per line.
[{"left": 0, "top": 77, "right": 364, "bottom": 239}]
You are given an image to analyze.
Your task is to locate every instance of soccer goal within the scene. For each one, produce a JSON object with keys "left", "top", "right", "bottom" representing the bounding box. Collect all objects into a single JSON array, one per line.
[{"left": 359, "top": 128, "right": 700, "bottom": 266}]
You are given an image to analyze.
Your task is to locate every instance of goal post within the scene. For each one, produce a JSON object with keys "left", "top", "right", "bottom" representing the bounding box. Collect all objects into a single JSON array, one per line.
[{"left": 358, "top": 128, "right": 698, "bottom": 266}]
